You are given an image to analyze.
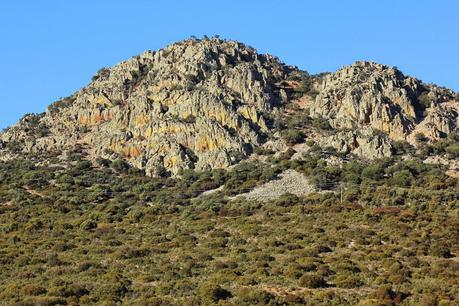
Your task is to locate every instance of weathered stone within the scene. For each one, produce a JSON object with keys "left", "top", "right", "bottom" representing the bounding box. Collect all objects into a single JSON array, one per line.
[
  {"left": 0, "top": 38, "right": 288, "bottom": 176},
  {"left": 317, "top": 128, "right": 393, "bottom": 159},
  {"left": 1, "top": 41, "right": 458, "bottom": 175},
  {"left": 309, "top": 61, "right": 458, "bottom": 144}
]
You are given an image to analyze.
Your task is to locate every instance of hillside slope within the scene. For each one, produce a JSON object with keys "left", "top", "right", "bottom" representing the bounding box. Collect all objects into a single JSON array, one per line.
[
  {"left": 0, "top": 37, "right": 458, "bottom": 306},
  {"left": 1, "top": 37, "right": 458, "bottom": 177}
]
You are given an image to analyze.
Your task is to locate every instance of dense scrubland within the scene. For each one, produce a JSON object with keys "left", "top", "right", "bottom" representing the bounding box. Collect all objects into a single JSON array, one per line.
[{"left": 0, "top": 140, "right": 457, "bottom": 306}]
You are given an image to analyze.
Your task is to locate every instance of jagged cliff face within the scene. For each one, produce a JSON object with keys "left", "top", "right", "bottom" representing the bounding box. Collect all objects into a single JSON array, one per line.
[
  {"left": 1, "top": 39, "right": 458, "bottom": 175},
  {"left": 310, "top": 61, "right": 458, "bottom": 142},
  {"left": 1, "top": 39, "right": 290, "bottom": 176}
]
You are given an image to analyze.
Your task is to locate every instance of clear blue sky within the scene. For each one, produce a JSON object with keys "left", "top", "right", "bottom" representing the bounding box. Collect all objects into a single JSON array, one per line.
[{"left": 1, "top": 0, "right": 458, "bottom": 129}]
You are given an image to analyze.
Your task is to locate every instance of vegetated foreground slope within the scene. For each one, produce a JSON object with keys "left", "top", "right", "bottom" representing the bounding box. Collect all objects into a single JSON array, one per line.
[
  {"left": 0, "top": 149, "right": 457, "bottom": 305},
  {"left": 0, "top": 37, "right": 458, "bottom": 305}
]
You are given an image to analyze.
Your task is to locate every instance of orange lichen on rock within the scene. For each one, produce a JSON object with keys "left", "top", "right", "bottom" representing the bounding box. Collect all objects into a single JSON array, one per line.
[
  {"left": 197, "top": 137, "right": 209, "bottom": 151},
  {"left": 79, "top": 116, "right": 89, "bottom": 125},
  {"left": 122, "top": 146, "right": 142, "bottom": 158},
  {"left": 196, "top": 136, "right": 223, "bottom": 152},
  {"left": 78, "top": 109, "right": 112, "bottom": 125},
  {"left": 130, "top": 146, "right": 141, "bottom": 158},
  {"left": 102, "top": 110, "right": 112, "bottom": 121},
  {"left": 164, "top": 155, "right": 181, "bottom": 168},
  {"left": 134, "top": 115, "right": 148, "bottom": 126},
  {"left": 93, "top": 112, "right": 102, "bottom": 124},
  {"left": 292, "top": 95, "right": 313, "bottom": 109}
]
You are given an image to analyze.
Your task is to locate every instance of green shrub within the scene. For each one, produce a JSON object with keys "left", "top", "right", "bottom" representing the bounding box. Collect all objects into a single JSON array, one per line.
[
  {"left": 14, "top": 296, "right": 67, "bottom": 306},
  {"left": 429, "top": 241, "right": 453, "bottom": 258},
  {"left": 445, "top": 143, "right": 459, "bottom": 158},
  {"left": 21, "top": 284, "right": 46, "bottom": 296},
  {"left": 111, "top": 159, "right": 131, "bottom": 173},
  {"left": 299, "top": 273, "right": 327, "bottom": 288},
  {"left": 198, "top": 283, "right": 232, "bottom": 302},
  {"left": 390, "top": 170, "right": 414, "bottom": 187},
  {"left": 334, "top": 274, "right": 364, "bottom": 288},
  {"left": 312, "top": 117, "right": 332, "bottom": 130},
  {"left": 80, "top": 220, "right": 97, "bottom": 231},
  {"left": 236, "top": 288, "right": 275, "bottom": 304},
  {"left": 283, "top": 129, "right": 305, "bottom": 145},
  {"left": 97, "top": 283, "right": 129, "bottom": 302}
]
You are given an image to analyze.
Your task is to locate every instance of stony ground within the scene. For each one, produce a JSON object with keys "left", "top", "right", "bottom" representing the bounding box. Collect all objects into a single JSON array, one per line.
[{"left": 236, "top": 169, "right": 316, "bottom": 202}]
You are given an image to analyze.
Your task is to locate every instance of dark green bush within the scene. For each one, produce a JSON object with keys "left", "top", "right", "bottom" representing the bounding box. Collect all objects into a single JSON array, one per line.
[
  {"left": 299, "top": 273, "right": 327, "bottom": 288},
  {"left": 198, "top": 283, "right": 232, "bottom": 302},
  {"left": 282, "top": 129, "right": 305, "bottom": 145}
]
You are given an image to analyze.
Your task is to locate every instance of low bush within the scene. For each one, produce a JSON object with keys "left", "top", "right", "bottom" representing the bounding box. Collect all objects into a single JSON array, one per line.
[{"left": 299, "top": 273, "right": 327, "bottom": 288}]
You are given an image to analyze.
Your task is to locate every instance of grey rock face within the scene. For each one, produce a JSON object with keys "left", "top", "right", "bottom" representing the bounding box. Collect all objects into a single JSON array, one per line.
[
  {"left": 310, "top": 61, "right": 458, "bottom": 143},
  {"left": 317, "top": 128, "right": 393, "bottom": 159},
  {"left": 1, "top": 38, "right": 289, "bottom": 175},
  {"left": 1, "top": 41, "right": 458, "bottom": 173}
]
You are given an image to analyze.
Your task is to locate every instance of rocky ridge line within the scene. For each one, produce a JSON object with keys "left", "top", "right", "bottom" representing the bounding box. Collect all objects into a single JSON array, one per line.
[{"left": 1, "top": 38, "right": 458, "bottom": 176}]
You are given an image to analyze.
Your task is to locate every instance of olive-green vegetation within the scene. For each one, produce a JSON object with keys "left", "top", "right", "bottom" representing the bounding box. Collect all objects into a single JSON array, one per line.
[{"left": 0, "top": 149, "right": 457, "bottom": 305}]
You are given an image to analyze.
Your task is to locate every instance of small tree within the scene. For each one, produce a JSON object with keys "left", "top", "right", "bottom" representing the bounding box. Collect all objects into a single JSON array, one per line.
[
  {"left": 198, "top": 283, "right": 232, "bottom": 302},
  {"left": 299, "top": 273, "right": 327, "bottom": 288},
  {"left": 283, "top": 129, "right": 305, "bottom": 145}
]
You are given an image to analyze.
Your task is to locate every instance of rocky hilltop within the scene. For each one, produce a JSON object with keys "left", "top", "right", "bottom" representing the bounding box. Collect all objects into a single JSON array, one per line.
[
  {"left": 1, "top": 37, "right": 458, "bottom": 176},
  {"left": 1, "top": 38, "right": 291, "bottom": 176},
  {"left": 307, "top": 61, "right": 458, "bottom": 159},
  {"left": 310, "top": 61, "right": 458, "bottom": 142}
]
